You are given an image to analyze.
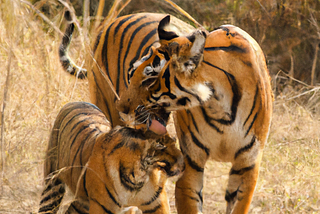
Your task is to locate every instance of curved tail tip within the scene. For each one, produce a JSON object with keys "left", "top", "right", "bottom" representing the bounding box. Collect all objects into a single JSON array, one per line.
[{"left": 64, "top": 10, "right": 72, "bottom": 22}]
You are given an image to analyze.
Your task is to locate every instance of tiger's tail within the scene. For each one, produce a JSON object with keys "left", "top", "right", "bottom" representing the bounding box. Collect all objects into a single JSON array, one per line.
[
  {"left": 59, "top": 11, "right": 87, "bottom": 79},
  {"left": 38, "top": 177, "right": 66, "bottom": 214}
]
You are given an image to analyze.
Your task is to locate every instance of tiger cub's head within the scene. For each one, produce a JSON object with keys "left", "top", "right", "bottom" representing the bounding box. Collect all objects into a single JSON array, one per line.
[
  {"left": 142, "top": 134, "right": 184, "bottom": 178},
  {"left": 117, "top": 15, "right": 209, "bottom": 132},
  {"left": 117, "top": 130, "right": 184, "bottom": 191}
]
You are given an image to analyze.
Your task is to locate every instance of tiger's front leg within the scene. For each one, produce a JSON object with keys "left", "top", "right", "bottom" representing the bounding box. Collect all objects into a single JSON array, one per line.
[
  {"left": 225, "top": 152, "right": 263, "bottom": 214},
  {"left": 174, "top": 111, "right": 209, "bottom": 214},
  {"left": 175, "top": 161, "right": 205, "bottom": 214}
]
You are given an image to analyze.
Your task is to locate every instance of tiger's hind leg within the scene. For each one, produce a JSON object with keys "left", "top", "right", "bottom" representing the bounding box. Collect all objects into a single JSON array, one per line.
[
  {"left": 225, "top": 152, "right": 263, "bottom": 214},
  {"left": 38, "top": 178, "right": 65, "bottom": 214}
]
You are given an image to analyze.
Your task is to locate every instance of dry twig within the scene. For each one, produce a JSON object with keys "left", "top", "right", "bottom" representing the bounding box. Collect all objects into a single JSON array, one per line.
[{"left": 1, "top": 46, "right": 12, "bottom": 196}]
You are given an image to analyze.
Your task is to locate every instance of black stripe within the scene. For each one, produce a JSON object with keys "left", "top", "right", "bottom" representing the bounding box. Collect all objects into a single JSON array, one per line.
[
  {"left": 188, "top": 196, "right": 200, "bottom": 202},
  {"left": 124, "top": 21, "right": 158, "bottom": 84},
  {"left": 70, "top": 203, "right": 88, "bottom": 214},
  {"left": 234, "top": 135, "right": 256, "bottom": 159},
  {"left": 56, "top": 110, "right": 81, "bottom": 146},
  {"left": 151, "top": 67, "right": 177, "bottom": 101},
  {"left": 245, "top": 111, "right": 258, "bottom": 137},
  {"left": 101, "top": 21, "right": 116, "bottom": 84},
  {"left": 200, "top": 107, "right": 223, "bottom": 134},
  {"left": 39, "top": 186, "right": 65, "bottom": 212},
  {"left": 230, "top": 164, "right": 255, "bottom": 175},
  {"left": 113, "top": 15, "right": 135, "bottom": 40},
  {"left": 186, "top": 154, "right": 204, "bottom": 172},
  {"left": 118, "top": 127, "right": 147, "bottom": 140},
  {"left": 90, "top": 197, "right": 114, "bottom": 214},
  {"left": 61, "top": 106, "right": 97, "bottom": 131},
  {"left": 115, "top": 15, "right": 143, "bottom": 92},
  {"left": 174, "top": 76, "right": 201, "bottom": 103},
  {"left": 39, "top": 184, "right": 65, "bottom": 204},
  {"left": 41, "top": 179, "right": 62, "bottom": 196},
  {"left": 225, "top": 189, "right": 237, "bottom": 202},
  {"left": 158, "top": 50, "right": 170, "bottom": 61},
  {"left": 59, "top": 102, "right": 99, "bottom": 139},
  {"left": 69, "top": 123, "right": 91, "bottom": 149},
  {"left": 59, "top": 23, "right": 74, "bottom": 58},
  {"left": 129, "top": 45, "right": 154, "bottom": 81},
  {"left": 80, "top": 131, "right": 100, "bottom": 165},
  {"left": 177, "top": 97, "right": 190, "bottom": 106},
  {"left": 109, "top": 140, "right": 126, "bottom": 156},
  {"left": 187, "top": 110, "right": 199, "bottom": 133},
  {"left": 70, "top": 128, "right": 96, "bottom": 184},
  {"left": 83, "top": 169, "right": 89, "bottom": 197},
  {"left": 143, "top": 204, "right": 162, "bottom": 213},
  {"left": 91, "top": 71, "right": 114, "bottom": 127},
  {"left": 163, "top": 67, "right": 171, "bottom": 93},
  {"left": 202, "top": 60, "right": 241, "bottom": 125},
  {"left": 118, "top": 16, "right": 148, "bottom": 87},
  {"left": 204, "top": 45, "right": 247, "bottom": 53},
  {"left": 119, "top": 162, "right": 145, "bottom": 192},
  {"left": 243, "top": 86, "right": 259, "bottom": 126},
  {"left": 141, "top": 43, "right": 154, "bottom": 59},
  {"left": 198, "top": 186, "right": 203, "bottom": 204},
  {"left": 190, "top": 131, "right": 210, "bottom": 156},
  {"left": 152, "top": 77, "right": 162, "bottom": 94},
  {"left": 105, "top": 185, "right": 121, "bottom": 208},
  {"left": 93, "top": 31, "right": 102, "bottom": 53},
  {"left": 152, "top": 55, "right": 161, "bottom": 68},
  {"left": 128, "top": 28, "right": 158, "bottom": 77},
  {"left": 141, "top": 186, "right": 163, "bottom": 206},
  {"left": 128, "top": 141, "right": 141, "bottom": 151},
  {"left": 79, "top": 130, "right": 97, "bottom": 165},
  {"left": 39, "top": 195, "right": 64, "bottom": 213}
]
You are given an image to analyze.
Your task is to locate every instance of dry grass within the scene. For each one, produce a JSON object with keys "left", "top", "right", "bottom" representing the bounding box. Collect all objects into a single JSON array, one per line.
[{"left": 0, "top": 1, "right": 319, "bottom": 213}]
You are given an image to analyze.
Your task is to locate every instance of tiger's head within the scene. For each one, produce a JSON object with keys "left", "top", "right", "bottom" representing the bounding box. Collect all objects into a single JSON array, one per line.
[
  {"left": 142, "top": 134, "right": 184, "bottom": 178},
  {"left": 117, "top": 15, "right": 209, "bottom": 131}
]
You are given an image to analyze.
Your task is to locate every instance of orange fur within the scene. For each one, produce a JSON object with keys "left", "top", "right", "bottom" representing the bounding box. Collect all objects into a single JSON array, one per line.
[
  {"left": 59, "top": 13, "right": 272, "bottom": 214},
  {"left": 39, "top": 102, "right": 184, "bottom": 214},
  {"left": 117, "top": 19, "right": 273, "bottom": 214}
]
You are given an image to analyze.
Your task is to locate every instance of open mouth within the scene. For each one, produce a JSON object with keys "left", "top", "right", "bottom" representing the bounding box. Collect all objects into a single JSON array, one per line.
[
  {"left": 148, "top": 115, "right": 167, "bottom": 135},
  {"left": 135, "top": 105, "right": 169, "bottom": 135}
]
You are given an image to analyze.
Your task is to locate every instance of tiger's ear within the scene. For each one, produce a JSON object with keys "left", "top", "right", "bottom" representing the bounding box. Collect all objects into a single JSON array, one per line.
[
  {"left": 158, "top": 15, "right": 179, "bottom": 41},
  {"left": 188, "top": 30, "right": 206, "bottom": 58}
]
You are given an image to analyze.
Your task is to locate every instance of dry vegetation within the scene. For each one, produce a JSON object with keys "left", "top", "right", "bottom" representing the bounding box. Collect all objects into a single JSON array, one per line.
[{"left": 0, "top": 0, "right": 320, "bottom": 213}]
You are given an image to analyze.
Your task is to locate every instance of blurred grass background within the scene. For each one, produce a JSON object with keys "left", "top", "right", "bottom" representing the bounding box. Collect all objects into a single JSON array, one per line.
[{"left": 0, "top": 0, "right": 319, "bottom": 213}]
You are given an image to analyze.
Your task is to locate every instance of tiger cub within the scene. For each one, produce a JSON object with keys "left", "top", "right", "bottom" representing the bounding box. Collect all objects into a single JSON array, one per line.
[{"left": 38, "top": 102, "right": 184, "bottom": 214}]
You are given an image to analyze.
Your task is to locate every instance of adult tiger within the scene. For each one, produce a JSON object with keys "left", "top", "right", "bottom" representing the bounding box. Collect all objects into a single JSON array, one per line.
[
  {"left": 60, "top": 12, "right": 272, "bottom": 213},
  {"left": 59, "top": 11, "right": 194, "bottom": 128},
  {"left": 116, "top": 16, "right": 273, "bottom": 214},
  {"left": 38, "top": 102, "right": 184, "bottom": 214}
]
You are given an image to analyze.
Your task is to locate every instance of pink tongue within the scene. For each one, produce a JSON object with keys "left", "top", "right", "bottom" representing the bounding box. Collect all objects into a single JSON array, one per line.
[{"left": 149, "top": 119, "right": 167, "bottom": 135}]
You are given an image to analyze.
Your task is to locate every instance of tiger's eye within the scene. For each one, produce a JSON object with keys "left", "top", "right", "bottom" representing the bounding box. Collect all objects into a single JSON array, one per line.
[{"left": 143, "top": 66, "right": 153, "bottom": 75}]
